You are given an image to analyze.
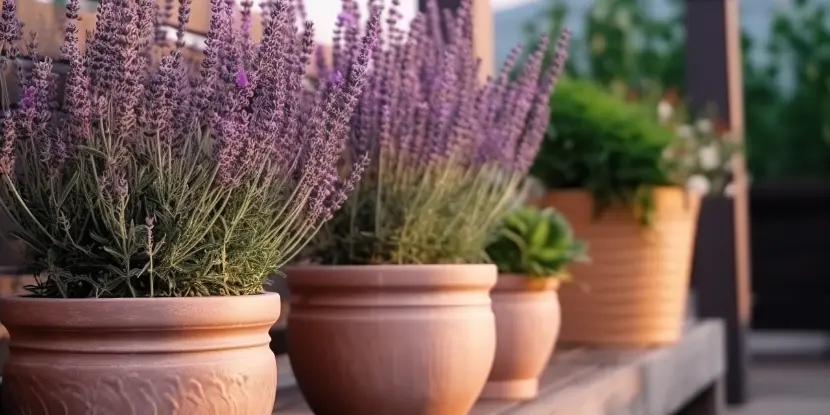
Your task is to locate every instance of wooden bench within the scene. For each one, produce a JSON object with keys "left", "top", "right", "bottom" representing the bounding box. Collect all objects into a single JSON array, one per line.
[{"left": 273, "top": 319, "right": 725, "bottom": 415}]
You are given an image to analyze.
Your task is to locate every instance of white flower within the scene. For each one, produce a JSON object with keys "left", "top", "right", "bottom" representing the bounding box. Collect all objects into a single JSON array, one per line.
[
  {"left": 698, "top": 144, "right": 721, "bottom": 171},
  {"left": 676, "top": 125, "right": 694, "bottom": 140},
  {"left": 686, "top": 174, "right": 711, "bottom": 195},
  {"left": 695, "top": 119, "right": 713, "bottom": 134},
  {"left": 657, "top": 100, "right": 673, "bottom": 122},
  {"left": 724, "top": 182, "right": 735, "bottom": 197}
]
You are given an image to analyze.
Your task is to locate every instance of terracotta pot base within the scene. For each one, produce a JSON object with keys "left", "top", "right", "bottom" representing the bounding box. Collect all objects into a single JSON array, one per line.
[{"left": 482, "top": 378, "right": 539, "bottom": 400}]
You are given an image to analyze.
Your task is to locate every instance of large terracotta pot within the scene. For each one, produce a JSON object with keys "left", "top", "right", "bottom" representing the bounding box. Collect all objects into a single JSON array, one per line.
[
  {"left": 537, "top": 187, "right": 700, "bottom": 346},
  {"left": 0, "top": 271, "right": 37, "bottom": 378},
  {"left": 286, "top": 264, "right": 497, "bottom": 415},
  {"left": 482, "top": 274, "right": 560, "bottom": 400},
  {"left": 0, "top": 293, "right": 281, "bottom": 414}
]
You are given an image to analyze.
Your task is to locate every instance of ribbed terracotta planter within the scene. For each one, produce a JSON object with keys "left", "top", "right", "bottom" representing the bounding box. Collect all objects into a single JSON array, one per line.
[
  {"left": 286, "top": 265, "right": 497, "bottom": 415},
  {"left": 482, "top": 274, "right": 560, "bottom": 400},
  {"left": 0, "top": 293, "right": 281, "bottom": 415},
  {"left": 537, "top": 187, "right": 700, "bottom": 346}
]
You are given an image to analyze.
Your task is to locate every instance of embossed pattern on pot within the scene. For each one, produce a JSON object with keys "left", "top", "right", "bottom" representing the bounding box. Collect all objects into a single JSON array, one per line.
[{"left": 0, "top": 293, "right": 281, "bottom": 415}]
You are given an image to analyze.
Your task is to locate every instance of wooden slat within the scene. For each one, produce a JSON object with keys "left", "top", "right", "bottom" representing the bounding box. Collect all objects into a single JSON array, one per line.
[{"left": 271, "top": 320, "right": 726, "bottom": 415}]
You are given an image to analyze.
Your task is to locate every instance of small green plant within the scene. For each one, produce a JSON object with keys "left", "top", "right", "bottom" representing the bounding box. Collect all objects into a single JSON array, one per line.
[
  {"left": 486, "top": 206, "right": 586, "bottom": 279},
  {"left": 530, "top": 77, "right": 677, "bottom": 224}
]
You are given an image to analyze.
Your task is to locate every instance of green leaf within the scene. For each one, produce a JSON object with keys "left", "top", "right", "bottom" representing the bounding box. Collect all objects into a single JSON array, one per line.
[
  {"left": 534, "top": 247, "right": 564, "bottom": 262},
  {"left": 529, "top": 218, "right": 550, "bottom": 250}
]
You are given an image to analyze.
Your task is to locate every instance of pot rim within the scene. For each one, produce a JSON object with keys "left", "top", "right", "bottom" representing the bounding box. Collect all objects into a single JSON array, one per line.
[
  {"left": 0, "top": 292, "right": 281, "bottom": 330},
  {"left": 496, "top": 273, "right": 561, "bottom": 291},
  {"left": 285, "top": 264, "right": 496, "bottom": 271},
  {"left": 284, "top": 264, "right": 497, "bottom": 290},
  {"left": 544, "top": 185, "right": 689, "bottom": 195}
]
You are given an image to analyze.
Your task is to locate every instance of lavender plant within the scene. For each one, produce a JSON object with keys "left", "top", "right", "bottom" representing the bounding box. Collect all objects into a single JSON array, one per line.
[
  {"left": 305, "top": 0, "right": 571, "bottom": 265},
  {"left": 0, "top": 0, "right": 378, "bottom": 297}
]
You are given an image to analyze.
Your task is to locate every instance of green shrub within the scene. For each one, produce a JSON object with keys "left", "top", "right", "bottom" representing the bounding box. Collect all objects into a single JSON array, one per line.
[
  {"left": 486, "top": 206, "right": 586, "bottom": 279},
  {"left": 530, "top": 77, "right": 677, "bottom": 224}
]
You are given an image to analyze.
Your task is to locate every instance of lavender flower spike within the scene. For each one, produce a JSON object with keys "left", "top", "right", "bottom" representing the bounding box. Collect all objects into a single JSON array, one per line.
[
  {"left": 236, "top": 65, "right": 249, "bottom": 88},
  {"left": 0, "top": 112, "right": 16, "bottom": 175},
  {"left": 0, "top": 0, "right": 22, "bottom": 43}
]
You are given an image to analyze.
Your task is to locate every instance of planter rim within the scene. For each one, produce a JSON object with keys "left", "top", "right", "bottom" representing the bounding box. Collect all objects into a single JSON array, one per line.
[
  {"left": 285, "top": 264, "right": 496, "bottom": 271},
  {"left": 0, "top": 292, "right": 281, "bottom": 330},
  {"left": 496, "top": 273, "right": 561, "bottom": 291},
  {"left": 285, "top": 264, "right": 497, "bottom": 290},
  {"left": 543, "top": 186, "right": 692, "bottom": 198}
]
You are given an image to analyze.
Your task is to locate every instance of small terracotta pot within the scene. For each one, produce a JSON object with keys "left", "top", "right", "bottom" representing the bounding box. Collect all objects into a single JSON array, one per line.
[
  {"left": 482, "top": 274, "right": 561, "bottom": 400},
  {"left": 536, "top": 187, "right": 700, "bottom": 346},
  {"left": 286, "top": 264, "right": 497, "bottom": 415},
  {"left": 0, "top": 293, "right": 281, "bottom": 415}
]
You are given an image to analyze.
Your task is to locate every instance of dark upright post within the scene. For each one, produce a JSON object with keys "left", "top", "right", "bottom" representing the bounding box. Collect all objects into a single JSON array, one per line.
[{"left": 685, "top": 0, "right": 751, "bottom": 405}]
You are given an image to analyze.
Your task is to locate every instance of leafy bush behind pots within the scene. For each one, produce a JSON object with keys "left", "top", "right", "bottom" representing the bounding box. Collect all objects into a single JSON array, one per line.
[
  {"left": 530, "top": 77, "right": 677, "bottom": 223},
  {"left": 525, "top": 0, "right": 830, "bottom": 180}
]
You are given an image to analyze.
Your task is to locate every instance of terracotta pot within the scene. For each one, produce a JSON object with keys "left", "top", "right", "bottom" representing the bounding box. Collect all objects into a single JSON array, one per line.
[
  {"left": 482, "top": 274, "right": 560, "bottom": 400},
  {"left": 0, "top": 272, "right": 37, "bottom": 378},
  {"left": 286, "top": 264, "right": 497, "bottom": 415},
  {"left": 537, "top": 187, "right": 700, "bottom": 346},
  {"left": 0, "top": 293, "right": 281, "bottom": 415}
]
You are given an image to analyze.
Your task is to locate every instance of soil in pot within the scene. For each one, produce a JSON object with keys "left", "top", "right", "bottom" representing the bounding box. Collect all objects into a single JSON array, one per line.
[
  {"left": 538, "top": 187, "right": 700, "bottom": 346},
  {"left": 286, "top": 264, "right": 497, "bottom": 415},
  {"left": 482, "top": 274, "right": 561, "bottom": 400},
  {"left": 0, "top": 293, "right": 281, "bottom": 415}
]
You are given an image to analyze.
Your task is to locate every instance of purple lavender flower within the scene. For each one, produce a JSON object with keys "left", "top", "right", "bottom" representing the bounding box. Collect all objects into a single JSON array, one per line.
[
  {"left": 142, "top": 52, "right": 178, "bottom": 142},
  {"left": 0, "top": 112, "right": 16, "bottom": 175},
  {"left": 29, "top": 60, "right": 54, "bottom": 140},
  {"left": 176, "top": 0, "right": 193, "bottom": 49},
  {"left": 240, "top": 0, "right": 254, "bottom": 37},
  {"left": 236, "top": 65, "right": 249, "bottom": 88},
  {"left": 61, "top": 0, "right": 91, "bottom": 147},
  {"left": 327, "top": 0, "right": 569, "bottom": 176},
  {"left": 0, "top": 0, "right": 22, "bottom": 43}
]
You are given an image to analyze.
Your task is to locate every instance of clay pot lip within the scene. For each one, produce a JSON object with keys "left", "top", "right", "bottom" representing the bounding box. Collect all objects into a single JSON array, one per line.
[
  {"left": 543, "top": 186, "right": 689, "bottom": 196},
  {"left": 284, "top": 264, "right": 497, "bottom": 289},
  {"left": 496, "top": 273, "right": 561, "bottom": 291},
  {"left": 0, "top": 292, "right": 281, "bottom": 330}
]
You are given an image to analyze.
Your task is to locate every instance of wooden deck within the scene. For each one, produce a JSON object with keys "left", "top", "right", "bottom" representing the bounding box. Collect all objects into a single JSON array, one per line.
[{"left": 273, "top": 319, "right": 725, "bottom": 415}]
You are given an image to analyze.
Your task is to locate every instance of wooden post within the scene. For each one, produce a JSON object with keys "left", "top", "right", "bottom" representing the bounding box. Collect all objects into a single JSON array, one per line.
[
  {"left": 685, "top": 0, "right": 751, "bottom": 406},
  {"left": 417, "top": 0, "right": 495, "bottom": 79}
]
